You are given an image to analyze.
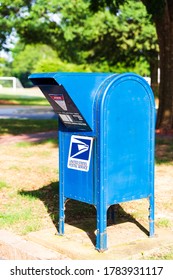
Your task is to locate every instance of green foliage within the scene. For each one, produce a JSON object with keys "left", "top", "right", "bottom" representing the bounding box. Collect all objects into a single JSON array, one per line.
[
  {"left": 11, "top": 43, "right": 58, "bottom": 86},
  {"left": 10, "top": 42, "right": 91, "bottom": 86},
  {"left": 0, "top": 0, "right": 31, "bottom": 50},
  {"left": 141, "top": 0, "right": 166, "bottom": 19},
  {"left": 0, "top": 0, "right": 158, "bottom": 85},
  {"left": 53, "top": 0, "right": 157, "bottom": 75},
  {"left": 0, "top": 57, "right": 12, "bottom": 76},
  {"left": 89, "top": 0, "right": 125, "bottom": 13},
  {"left": 34, "top": 58, "right": 91, "bottom": 73},
  {"left": 90, "top": 0, "right": 166, "bottom": 19}
]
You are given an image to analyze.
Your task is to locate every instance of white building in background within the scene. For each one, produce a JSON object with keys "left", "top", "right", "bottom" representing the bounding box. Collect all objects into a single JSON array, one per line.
[{"left": 0, "top": 77, "right": 23, "bottom": 90}]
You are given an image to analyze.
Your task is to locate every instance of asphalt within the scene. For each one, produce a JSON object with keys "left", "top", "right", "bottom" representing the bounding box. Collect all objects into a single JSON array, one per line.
[{"left": 0, "top": 105, "right": 57, "bottom": 119}]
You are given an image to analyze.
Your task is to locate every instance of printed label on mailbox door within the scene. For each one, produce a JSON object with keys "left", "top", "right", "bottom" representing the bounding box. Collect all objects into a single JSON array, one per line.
[
  {"left": 67, "top": 136, "right": 93, "bottom": 172},
  {"left": 49, "top": 94, "right": 67, "bottom": 111}
]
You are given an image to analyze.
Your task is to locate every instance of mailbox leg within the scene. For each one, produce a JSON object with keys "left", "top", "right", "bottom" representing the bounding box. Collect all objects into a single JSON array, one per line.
[
  {"left": 96, "top": 204, "right": 108, "bottom": 252},
  {"left": 149, "top": 195, "right": 154, "bottom": 237},
  {"left": 59, "top": 195, "right": 65, "bottom": 235},
  {"left": 58, "top": 128, "right": 65, "bottom": 235}
]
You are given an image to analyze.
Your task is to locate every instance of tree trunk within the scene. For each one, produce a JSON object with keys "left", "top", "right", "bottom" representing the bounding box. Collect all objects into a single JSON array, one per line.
[
  {"left": 155, "top": 3, "right": 173, "bottom": 131},
  {"left": 149, "top": 52, "right": 159, "bottom": 97}
]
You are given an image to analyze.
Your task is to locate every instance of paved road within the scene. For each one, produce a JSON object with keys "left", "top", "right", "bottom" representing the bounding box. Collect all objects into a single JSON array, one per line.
[{"left": 0, "top": 105, "right": 57, "bottom": 119}]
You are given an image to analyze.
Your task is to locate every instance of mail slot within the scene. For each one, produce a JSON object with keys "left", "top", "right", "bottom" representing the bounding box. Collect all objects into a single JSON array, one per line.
[{"left": 29, "top": 72, "right": 155, "bottom": 251}]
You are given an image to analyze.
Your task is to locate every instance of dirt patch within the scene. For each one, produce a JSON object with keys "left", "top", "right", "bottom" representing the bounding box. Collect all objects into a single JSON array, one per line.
[
  {"left": 0, "top": 131, "right": 57, "bottom": 144},
  {"left": 156, "top": 129, "right": 173, "bottom": 138},
  {"left": 0, "top": 100, "right": 18, "bottom": 105}
]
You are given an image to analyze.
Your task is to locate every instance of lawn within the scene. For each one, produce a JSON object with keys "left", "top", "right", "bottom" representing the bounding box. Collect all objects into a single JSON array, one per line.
[
  {"left": 0, "top": 119, "right": 173, "bottom": 259},
  {"left": 0, "top": 93, "right": 49, "bottom": 106},
  {"left": 0, "top": 119, "right": 95, "bottom": 236},
  {"left": 0, "top": 119, "right": 58, "bottom": 135}
]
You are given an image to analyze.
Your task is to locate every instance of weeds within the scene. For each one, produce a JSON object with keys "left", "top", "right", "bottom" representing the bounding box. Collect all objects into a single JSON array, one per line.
[
  {"left": 0, "top": 181, "right": 10, "bottom": 189},
  {"left": 156, "top": 218, "right": 173, "bottom": 228}
]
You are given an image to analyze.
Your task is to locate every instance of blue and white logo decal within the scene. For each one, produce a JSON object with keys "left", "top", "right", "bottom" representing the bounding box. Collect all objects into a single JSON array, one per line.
[{"left": 67, "top": 135, "right": 93, "bottom": 172}]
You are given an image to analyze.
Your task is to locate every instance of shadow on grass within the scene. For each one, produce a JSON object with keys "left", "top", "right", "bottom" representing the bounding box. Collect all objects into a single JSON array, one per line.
[
  {"left": 0, "top": 119, "right": 58, "bottom": 135},
  {"left": 155, "top": 136, "right": 173, "bottom": 165},
  {"left": 14, "top": 136, "right": 58, "bottom": 147},
  {"left": 107, "top": 204, "right": 149, "bottom": 236},
  {"left": 19, "top": 182, "right": 149, "bottom": 246}
]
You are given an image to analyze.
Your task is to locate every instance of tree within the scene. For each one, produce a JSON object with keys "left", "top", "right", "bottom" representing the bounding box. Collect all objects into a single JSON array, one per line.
[
  {"left": 0, "top": 0, "right": 32, "bottom": 50},
  {"left": 90, "top": 0, "right": 173, "bottom": 130},
  {"left": 14, "top": 1, "right": 156, "bottom": 74},
  {"left": 1, "top": 0, "right": 156, "bottom": 74},
  {"left": 2, "top": 0, "right": 171, "bottom": 129},
  {"left": 142, "top": 0, "right": 173, "bottom": 130},
  {"left": 11, "top": 43, "right": 58, "bottom": 86},
  {"left": 10, "top": 42, "right": 91, "bottom": 86},
  {"left": 0, "top": 57, "right": 11, "bottom": 77}
]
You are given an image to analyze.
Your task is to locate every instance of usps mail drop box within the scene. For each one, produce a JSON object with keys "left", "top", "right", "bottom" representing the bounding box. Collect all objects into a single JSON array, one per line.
[{"left": 29, "top": 72, "right": 155, "bottom": 251}]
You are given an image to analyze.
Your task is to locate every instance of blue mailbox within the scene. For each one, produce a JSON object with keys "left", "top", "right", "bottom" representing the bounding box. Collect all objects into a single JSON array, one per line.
[{"left": 29, "top": 72, "right": 155, "bottom": 251}]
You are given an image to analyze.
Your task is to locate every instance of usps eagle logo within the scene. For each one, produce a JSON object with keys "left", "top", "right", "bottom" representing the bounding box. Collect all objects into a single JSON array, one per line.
[{"left": 67, "top": 136, "right": 93, "bottom": 172}]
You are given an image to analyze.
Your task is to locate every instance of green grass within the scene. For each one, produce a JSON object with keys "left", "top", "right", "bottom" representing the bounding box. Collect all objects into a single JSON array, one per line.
[
  {"left": 15, "top": 141, "right": 33, "bottom": 148},
  {"left": 0, "top": 146, "right": 58, "bottom": 234},
  {"left": 0, "top": 181, "right": 10, "bottom": 190},
  {"left": 156, "top": 218, "right": 173, "bottom": 228},
  {"left": 0, "top": 94, "right": 49, "bottom": 106},
  {"left": 0, "top": 196, "right": 43, "bottom": 234},
  {"left": 155, "top": 137, "right": 173, "bottom": 165},
  {"left": 0, "top": 133, "right": 59, "bottom": 235},
  {"left": 0, "top": 119, "right": 58, "bottom": 135},
  {"left": 0, "top": 118, "right": 88, "bottom": 238},
  {"left": 19, "top": 182, "right": 96, "bottom": 231}
]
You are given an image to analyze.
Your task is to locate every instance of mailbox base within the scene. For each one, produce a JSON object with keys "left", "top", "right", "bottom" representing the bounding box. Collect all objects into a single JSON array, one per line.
[
  {"left": 58, "top": 195, "right": 65, "bottom": 236},
  {"left": 96, "top": 231, "right": 108, "bottom": 252},
  {"left": 149, "top": 195, "right": 155, "bottom": 237}
]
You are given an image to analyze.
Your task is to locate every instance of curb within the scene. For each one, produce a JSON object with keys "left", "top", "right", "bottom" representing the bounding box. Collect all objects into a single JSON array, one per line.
[{"left": 0, "top": 230, "right": 70, "bottom": 260}]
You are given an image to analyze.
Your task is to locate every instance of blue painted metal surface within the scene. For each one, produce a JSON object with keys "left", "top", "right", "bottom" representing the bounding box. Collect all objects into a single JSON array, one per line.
[{"left": 29, "top": 72, "right": 155, "bottom": 252}]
